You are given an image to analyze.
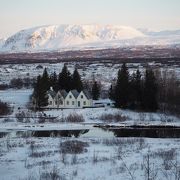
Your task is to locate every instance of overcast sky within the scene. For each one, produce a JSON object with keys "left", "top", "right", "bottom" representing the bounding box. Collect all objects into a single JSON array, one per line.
[{"left": 0, "top": 0, "right": 180, "bottom": 38}]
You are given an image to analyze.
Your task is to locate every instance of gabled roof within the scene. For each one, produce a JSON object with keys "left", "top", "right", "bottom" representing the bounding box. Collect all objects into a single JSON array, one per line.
[
  {"left": 82, "top": 89, "right": 92, "bottom": 99},
  {"left": 71, "top": 89, "right": 79, "bottom": 98},
  {"left": 59, "top": 90, "right": 68, "bottom": 98},
  {"left": 47, "top": 90, "right": 56, "bottom": 98},
  {"left": 47, "top": 89, "right": 92, "bottom": 100}
]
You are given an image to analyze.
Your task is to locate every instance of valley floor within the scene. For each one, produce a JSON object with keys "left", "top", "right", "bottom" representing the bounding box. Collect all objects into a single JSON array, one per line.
[{"left": 0, "top": 89, "right": 180, "bottom": 180}]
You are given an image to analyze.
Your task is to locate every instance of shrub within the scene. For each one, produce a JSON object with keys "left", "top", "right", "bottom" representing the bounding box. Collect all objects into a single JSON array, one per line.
[
  {"left": 39, "top": 166, "right": 65, "bottom": 180},
  {"left": 15, "top": 111, "right": 26, "bottom": 122},
  {"left": 0, "top": 101, "right": 11, "bottom": 115},
  {"left": 60, "top": 140, "right": 89, "bottom": 154},
  {"left": 99, "top": 113, "right": 128, "bottom": 122},
  {"left": 10, "top": 77, "right": 35, "bottom": 89},
  {"left": 65, "top": 113, "right": 85, "bottom": 123}
]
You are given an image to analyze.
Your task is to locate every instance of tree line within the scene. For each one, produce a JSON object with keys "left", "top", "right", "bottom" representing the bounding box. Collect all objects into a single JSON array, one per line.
[
  {"left": 33, "top": 64, "right": 100, "bottom": 108},
  {"left": 32, "top": 63, "right": 180, "bottom": 115},
  {"left": 155, "top": 68, "right": 180, "bottom": 116},
  {"left": 109, "top": 63, "right": 158, "bottom": 112},
  {"left": 109, "top": 63, "right": 180, "bottom": 115}
]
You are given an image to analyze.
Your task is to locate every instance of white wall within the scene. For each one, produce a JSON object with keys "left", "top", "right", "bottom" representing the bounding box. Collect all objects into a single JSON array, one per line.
[
  {"left": 76, "top": 91, "right": 92, "bottom": 108},
  {"left": 64, "top": 91, "right": 77, "bottom": 108},
  {"left": 47, "top": 95, "right": 56, "bottom": 108}
]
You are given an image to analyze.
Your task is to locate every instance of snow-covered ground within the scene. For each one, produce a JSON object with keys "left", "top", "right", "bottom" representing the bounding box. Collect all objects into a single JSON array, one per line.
[
  {"left": 0, "top": 89, "right": 179, "bottom": 130},
  {"left": 0, "top": 135, "right": 180, "bottom": 180},
  {"left": 0, "top": 89, "right": 32, "bottom": 108},
  {"left": 0, "top": 89, "right": 179, "bottom": 132},
  {"left": 0, "top": 77, "right": 180, "bottom": 179}
]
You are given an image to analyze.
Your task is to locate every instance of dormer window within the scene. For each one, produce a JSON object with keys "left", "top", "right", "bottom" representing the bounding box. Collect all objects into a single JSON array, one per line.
[{"left": 81, "top": 95, "right": 83, "bottom": 99}]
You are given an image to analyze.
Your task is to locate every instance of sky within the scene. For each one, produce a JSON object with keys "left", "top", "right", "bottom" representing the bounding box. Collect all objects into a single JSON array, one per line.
[{"left": 0, "top": 0, "right": 180, "bottom": 38}]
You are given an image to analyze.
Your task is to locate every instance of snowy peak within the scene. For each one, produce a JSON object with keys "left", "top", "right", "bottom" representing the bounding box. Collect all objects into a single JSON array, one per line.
[
  {"left": 0, "top": 24, "right": 145, "bottom": 52},
  {"left": 1, "top": 24, "right": 180, "bottom": 53}
]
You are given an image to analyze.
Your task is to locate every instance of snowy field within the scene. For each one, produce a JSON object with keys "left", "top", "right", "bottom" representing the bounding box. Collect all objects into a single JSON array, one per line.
[
  {"left": 0, "top": 79, "right": 180, "bottom": 179},
  {"left": 0, "top": 89, "right": 179, "bottom": 129},
  {"left": 0, "top": 135, "right": 180, "bottom": 180},
  {"left": 0, "top": 89, "right": 32, "bottom": 108}
]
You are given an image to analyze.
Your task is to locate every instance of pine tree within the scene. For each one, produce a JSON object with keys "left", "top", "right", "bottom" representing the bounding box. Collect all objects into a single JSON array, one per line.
[
  {"left": 92, "top": 81, "right": 100, "bottom": 100},
  {"left": 50, "top": 71, "right": 58, "bottom": 91},
  {"left": 33, "top": 75, "right": 48, "bottom": 109},
  {"left": 41, "top": 68, "right": 50, "bottom": 91},
  {"left": 134, "top": 69, "right": 143, "bottom": 108},
  {"left": 129, "top": 72, "right": 137, "bottom": 109},
  {"left": 109, "top": 85, "right": 114, "bottom": 100},
  {"left": 58, "top": 64, "right": 72, "bottom": 91},
  {"left": 129, "top": 69, "right": 143, "bottom": 109},
  {"left": 142, "top": 68, "right": 158, "bottom": 112},
  {"left": 114, "top": 63, "right": 130, "bottom": 108},
  {"left": 72, "top": 68, "right": 83, "bottom": 92}
]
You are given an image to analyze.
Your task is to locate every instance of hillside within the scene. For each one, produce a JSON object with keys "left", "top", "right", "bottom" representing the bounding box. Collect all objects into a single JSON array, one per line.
[{"left": 0, "top": 24, "right": 180, "bottom": 53}]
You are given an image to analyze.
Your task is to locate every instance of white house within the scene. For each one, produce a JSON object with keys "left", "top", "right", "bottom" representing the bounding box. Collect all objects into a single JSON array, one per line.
[
  {"left": 76, "top": 90, "right": 92, "bottom": 108},
  {"left": 47, "top": 88, "right": 93, "bottom": 109}
]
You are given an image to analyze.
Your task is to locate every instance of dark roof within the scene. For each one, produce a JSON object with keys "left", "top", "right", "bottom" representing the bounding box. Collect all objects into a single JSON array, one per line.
[
  {"left": 47, "top": 90, "right": 56, "bottom": 98},
  {"left": 71, "top": 89, "right": 79, "bottom": 98},
  {"left": 82, "top": 89, "right": 92, "bottom": 99},
  {"left": 59, "top": 90, "right": 68, "bottom": 98}
]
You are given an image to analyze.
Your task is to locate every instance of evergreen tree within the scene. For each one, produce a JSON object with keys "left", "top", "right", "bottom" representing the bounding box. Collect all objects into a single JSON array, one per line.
[
  {"left": 33, "top": 75, "right": 48, "bottom": 109},
  {"left": 72, "top": 68, "right": 83, "bottom": 92},
  {"left": 129, "top": 69, "right": 143, "bottom": 109},
  {"left": 50, "top": 71, "right": 58, "bottom": 91},
  {"left": 58, "top": 65, "right": 72, "bottom": 91},
  {"left": 142, "top": 68, "right": 158, "bottom": 112},
  {"left": 114, "top": 63, "right": 130, "bottom": 108},
  {"left": 129, "top": 72, "right": 137, "bottom": 109},
  {"left": 134, "top": 69, "right": 143, "bottom": 108},
  {"left": 109, "top": 84, "right": 115, "bottom": 100},
  {"left": 92, "top": 81, "right": 100, "bottom": 100},
  {"left": 41, "top": 68, "right": 50, "bottom": 91}
]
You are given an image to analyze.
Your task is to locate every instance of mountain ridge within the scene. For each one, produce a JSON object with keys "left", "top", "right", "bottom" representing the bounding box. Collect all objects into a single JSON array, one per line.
[{"left": 0, "top": 24, "right": 180, "bottom": 53}]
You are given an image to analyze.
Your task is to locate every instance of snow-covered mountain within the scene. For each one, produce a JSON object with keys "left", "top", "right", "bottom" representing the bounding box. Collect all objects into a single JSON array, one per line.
[
  {"left": 0, "top": 24, "right": 180, "bottom": 53},
  {"left": 0, "top": 38, "right": 5, "bottom": 48}
]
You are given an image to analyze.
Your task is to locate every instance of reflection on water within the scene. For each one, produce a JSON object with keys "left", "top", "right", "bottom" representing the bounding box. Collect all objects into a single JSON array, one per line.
[
  {"left": 0, "top": 129, "right": 90, "bottom": 138},
  {"left": 109, "top": 127, "right": 180, "bottom": 138},
  {"left": 1, "top": 126, "right": 180, "bottom": 138},
  {"left": 0, "top": 132, "right": 9, "bottom": 138},
  {"left": 15, "top": 129, "right": 89, "bottom": 138}
]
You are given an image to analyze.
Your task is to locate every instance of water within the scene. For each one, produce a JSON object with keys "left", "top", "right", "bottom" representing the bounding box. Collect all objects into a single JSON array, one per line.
[{"left": 1, "top": 126, "right": 180, "bottom": 138}]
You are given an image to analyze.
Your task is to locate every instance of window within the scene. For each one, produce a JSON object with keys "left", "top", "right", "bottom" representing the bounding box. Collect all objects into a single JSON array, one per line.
[
  {"left": 69, "top": 95, "right": 72, "bottom": 99},
  {"left": 83, "top": 101, "right": 86, "bottom": 105},
  {"left": 49, "top": 101, "right": 52, "bottom": 105},
  {"left": 72, "top": 101, "right": 75, "bottom": 105},
  {"left": 55, "top": 101, "right": 57, "bottom": 105},
  {"left": 67, "top": 101, "right": 69, "bottom": 105},
  {"left": 81, "top": 95, "right": 83, "bottom": 99}
]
